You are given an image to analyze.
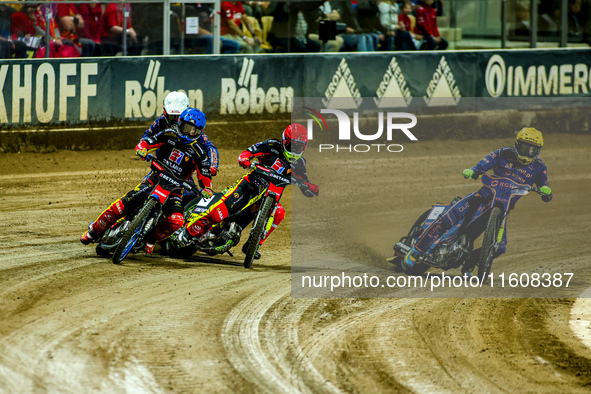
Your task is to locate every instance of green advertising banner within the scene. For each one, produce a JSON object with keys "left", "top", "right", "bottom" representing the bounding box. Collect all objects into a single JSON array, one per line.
[{"left": 1, "top": 49, "right": 590, "bottom": 129}]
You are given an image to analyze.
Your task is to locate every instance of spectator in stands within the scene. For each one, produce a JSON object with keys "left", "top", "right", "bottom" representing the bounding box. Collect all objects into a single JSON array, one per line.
[
  {"left": 77, "top": 2, "right": 103, "bottom": 55},
  {"left": 324, "top": 0, "right": 376, "bottom": 51},
  {"left": 191, "top": 3, "right": 240, "bottom": 54},
  {"left": 304, "top": 1, "right": 344, "bottom": 52},
  {"left": 267, "top": 1, "right": 320, "bottom": 52},
  {"left": 567, "top": 0, "right": 584, "bottom": 40},
  {"left": 220, "top": 1, "right": 262, "bottom": 53},
  {"left": 243, "top": 1, "right": 270, "bottom": 21},
  {"left": 377, "top": 0, "right": 399, "bottom": 50},
  {"left": 0, "top": 3, "right": 27, "bottom": 59},
  {"left": 101, "top": 2, "right": 141, "bottom": 56},
  {"left": 9, "top": 4, "right": 38, "bottom": 57},
  {"left": 57, "top": 2, "right": 96, "bottom": 56},
  {"left": 508, "top": 1, "right": 531, "bottom": 40},
  {"left": 396, "top": 0, "right": 423, "bottom": 50},
  {"left": 357, "top": 1, "right": 388, "bottom": 51},
  {"left": 538, "top": 0, "right": 560, "bottom": 37},
  {"left": 35, "top": 2, "right": 80, "bottom": 57},
  {"left": 414, "top": 0, "right": 448, "bottom": 50},
  {"left": 0, "top": 3, "right": 19, "bottom": 58}
]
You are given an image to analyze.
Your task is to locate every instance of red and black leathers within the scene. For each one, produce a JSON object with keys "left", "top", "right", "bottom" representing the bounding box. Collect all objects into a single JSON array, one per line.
[
  {"left": 186, "top": 139, "right": 317, "bottom": 242},
  {"left": 89, "top": 130, "right": 212, "bottom": 243}
]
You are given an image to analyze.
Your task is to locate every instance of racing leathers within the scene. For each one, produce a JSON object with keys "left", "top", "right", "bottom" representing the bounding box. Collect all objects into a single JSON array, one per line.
[
  {"left": 183, "top": 138, "right": 319, "bottom": 245},
  {"left": 143, "top": 114, "right": 219, "bottom": 175},
  {"left": 413, "top": 146, "right": 552, "bottom": 256},
  {"left": 84, "top": 130, "right": 212, "bottom": 244}
]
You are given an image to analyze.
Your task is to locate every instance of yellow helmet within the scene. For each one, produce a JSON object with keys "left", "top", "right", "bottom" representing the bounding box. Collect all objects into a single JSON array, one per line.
[{"left": 514, "top": 127, "right": 543, "bottom": 165}]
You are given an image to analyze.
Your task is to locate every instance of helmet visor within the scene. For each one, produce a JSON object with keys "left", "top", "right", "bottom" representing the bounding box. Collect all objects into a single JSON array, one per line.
[
  {"left": 180, "top": 122, "right": 203, "bottom": 138},
  {"left": 516, "top": 140, "right": 541, "bottom": 158},
  {"left": 286, "top": 140, "right": 307, "bottom": 155}
]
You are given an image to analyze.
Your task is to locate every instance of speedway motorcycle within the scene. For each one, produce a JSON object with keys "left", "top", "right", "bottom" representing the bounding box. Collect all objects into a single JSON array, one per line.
[
  {"left": 95, "top": 155, "right": 204, "bottom": 264},
  {"left": 165, "top": 160, "right": 300, "bottom": 268},
  {"left": 389, "top": 173, "right": 544, "bottom": 283}
]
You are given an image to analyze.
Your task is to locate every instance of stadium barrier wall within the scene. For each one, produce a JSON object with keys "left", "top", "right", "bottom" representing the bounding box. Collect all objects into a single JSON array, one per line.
[{"left": 1, "top": 48, "right": 590, "bottom": 151}]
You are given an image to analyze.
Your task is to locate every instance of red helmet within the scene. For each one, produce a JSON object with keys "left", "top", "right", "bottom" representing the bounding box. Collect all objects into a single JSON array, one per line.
[{"left": 282, "top": 123, "right": 308, "bottom": 163}]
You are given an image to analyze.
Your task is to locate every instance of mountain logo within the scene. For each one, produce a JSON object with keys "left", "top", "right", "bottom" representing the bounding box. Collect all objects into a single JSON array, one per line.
[
  {"left": 323, "top": 59, "right": 362, "bottom": 109},
  {"left": 374, "top": 57, "right": 412, "bottom": 108},
  {"left": 424, "top": 56, "right": 461, "bottom": 106}
]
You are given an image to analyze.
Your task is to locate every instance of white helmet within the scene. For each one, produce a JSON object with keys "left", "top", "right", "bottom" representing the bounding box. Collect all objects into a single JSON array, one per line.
[{"left": 163, "top": 91, "right": 190, "bottom": 120}]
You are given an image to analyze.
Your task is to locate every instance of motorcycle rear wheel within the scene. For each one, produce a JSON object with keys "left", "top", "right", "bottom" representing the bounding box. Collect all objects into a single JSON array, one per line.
[
  {"left": 244, "top": 196, "right": 273, "bottom": 269},
  {"left": 112, "top": 199, "right": 157, "bottom": 264},
  {"left": 476, "top": 206, "right": 502, "bottom": 284}
]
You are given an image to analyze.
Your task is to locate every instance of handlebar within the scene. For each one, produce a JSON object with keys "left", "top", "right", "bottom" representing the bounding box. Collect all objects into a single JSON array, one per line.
[
  {"left": 467, "top": 171, "right": 544, "bottom": 196},
  {"left": 246, "top": 159, "right": 307, "bottom": 188}
]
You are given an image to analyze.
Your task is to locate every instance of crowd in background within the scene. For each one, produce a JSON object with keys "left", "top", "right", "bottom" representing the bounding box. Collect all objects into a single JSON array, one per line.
[
  {"left": 1, "top": 0, "right": 589, "bottom": 59},
  {"left": 509, "top": 0, "right": 591, "bottom": 42}
]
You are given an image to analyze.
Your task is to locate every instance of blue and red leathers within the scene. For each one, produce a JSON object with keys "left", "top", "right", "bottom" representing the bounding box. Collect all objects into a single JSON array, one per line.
[
  {"left": 143, "top": 113, "right": 219, "bottom": 175},
  {"left": 89, "top": 130, "right": 212, "bottom": 243},
  {"left": 413, "top": 146, "right": 552, "bottom": 256}
]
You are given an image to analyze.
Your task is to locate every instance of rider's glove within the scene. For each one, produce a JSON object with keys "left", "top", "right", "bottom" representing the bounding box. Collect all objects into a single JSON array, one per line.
[
  {"left": 540, "top": 186, "right": 552, "bottom": 202},
  {"left": 239, "top": 158, "right": 251, "bottom": 169},
  {"left": 462, "top": 169, "right": 475, "bottom": 179},
  {"left": 201, "top": 188, "right": 214, "bottom": 198},
  {"left": 301, "top": 182, "right": 319, "bottom": 197},
  {"left": 136, "top": 148, "right": 148, "bottom": 159},
  {"left": 210, "top": 167, "right": 217, "bottom": 176}
]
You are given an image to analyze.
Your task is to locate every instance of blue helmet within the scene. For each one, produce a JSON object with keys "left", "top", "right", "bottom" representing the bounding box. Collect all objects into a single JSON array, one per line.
[{"left": 178, "top": 108, "right": 206, "bottom": 140}]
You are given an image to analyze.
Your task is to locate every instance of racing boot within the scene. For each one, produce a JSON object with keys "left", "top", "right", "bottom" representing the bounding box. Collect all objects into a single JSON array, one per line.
[
  {"left": 242, "top": 241, "right": 261, "bottom": 260},
  {"left": 402, "top": 245, "right": 422, "bottom": 270},
  {"left": 81, "top": 200, "right": 126, "bottom": 245},
  {"left": 80, "top": 222, "right": 100, "bottom": 245},
  {"left": 212, "top": 223, "right": 242, "bottom": 254},
  {"left": 145, "top": 213, "right": 184, "bottom": 253},
  {"left": 175, "top": 227, "right": 196, "bottom": 248},
  {"left": 144, "top": 242, "right": 155, "bottom": 254}
]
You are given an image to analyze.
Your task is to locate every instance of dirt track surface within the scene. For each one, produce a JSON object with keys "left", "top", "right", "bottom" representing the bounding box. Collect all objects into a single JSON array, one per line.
[{"left": 1, "top": 134, "right": 591, "bottom": 392}]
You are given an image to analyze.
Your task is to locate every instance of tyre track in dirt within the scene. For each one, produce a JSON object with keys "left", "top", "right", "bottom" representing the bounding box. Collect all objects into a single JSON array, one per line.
[{"left": 1, "top": 136, "right": 591, "bottom": 392}]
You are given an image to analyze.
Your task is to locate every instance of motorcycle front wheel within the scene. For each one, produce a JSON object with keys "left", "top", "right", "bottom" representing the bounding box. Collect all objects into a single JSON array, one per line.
[
  {"left": 393, "top": 209, "right": 431, "bottom": 275},
  {"left": 476, "top": 206, "right": 502, "bottom": 284},
  {"left": 112, "top": 199, "right": 157, "bottom": 264},
  {"left": 243, "top": 196, "right": 274, "bottom": 269}
]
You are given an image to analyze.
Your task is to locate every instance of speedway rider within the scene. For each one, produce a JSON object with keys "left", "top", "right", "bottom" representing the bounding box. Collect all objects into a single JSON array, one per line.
[
  {"left": 403, "top": 127, "right": 553, "bottom": 271},
  {"left": 81, "top": 108, "right": 213, "bottom": 254},
  {"left": 145, "top": 91, "right": 220, "bottom": 176},
  {"left": 176, "top": 123, "right": 319, "bottom": 259}
]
